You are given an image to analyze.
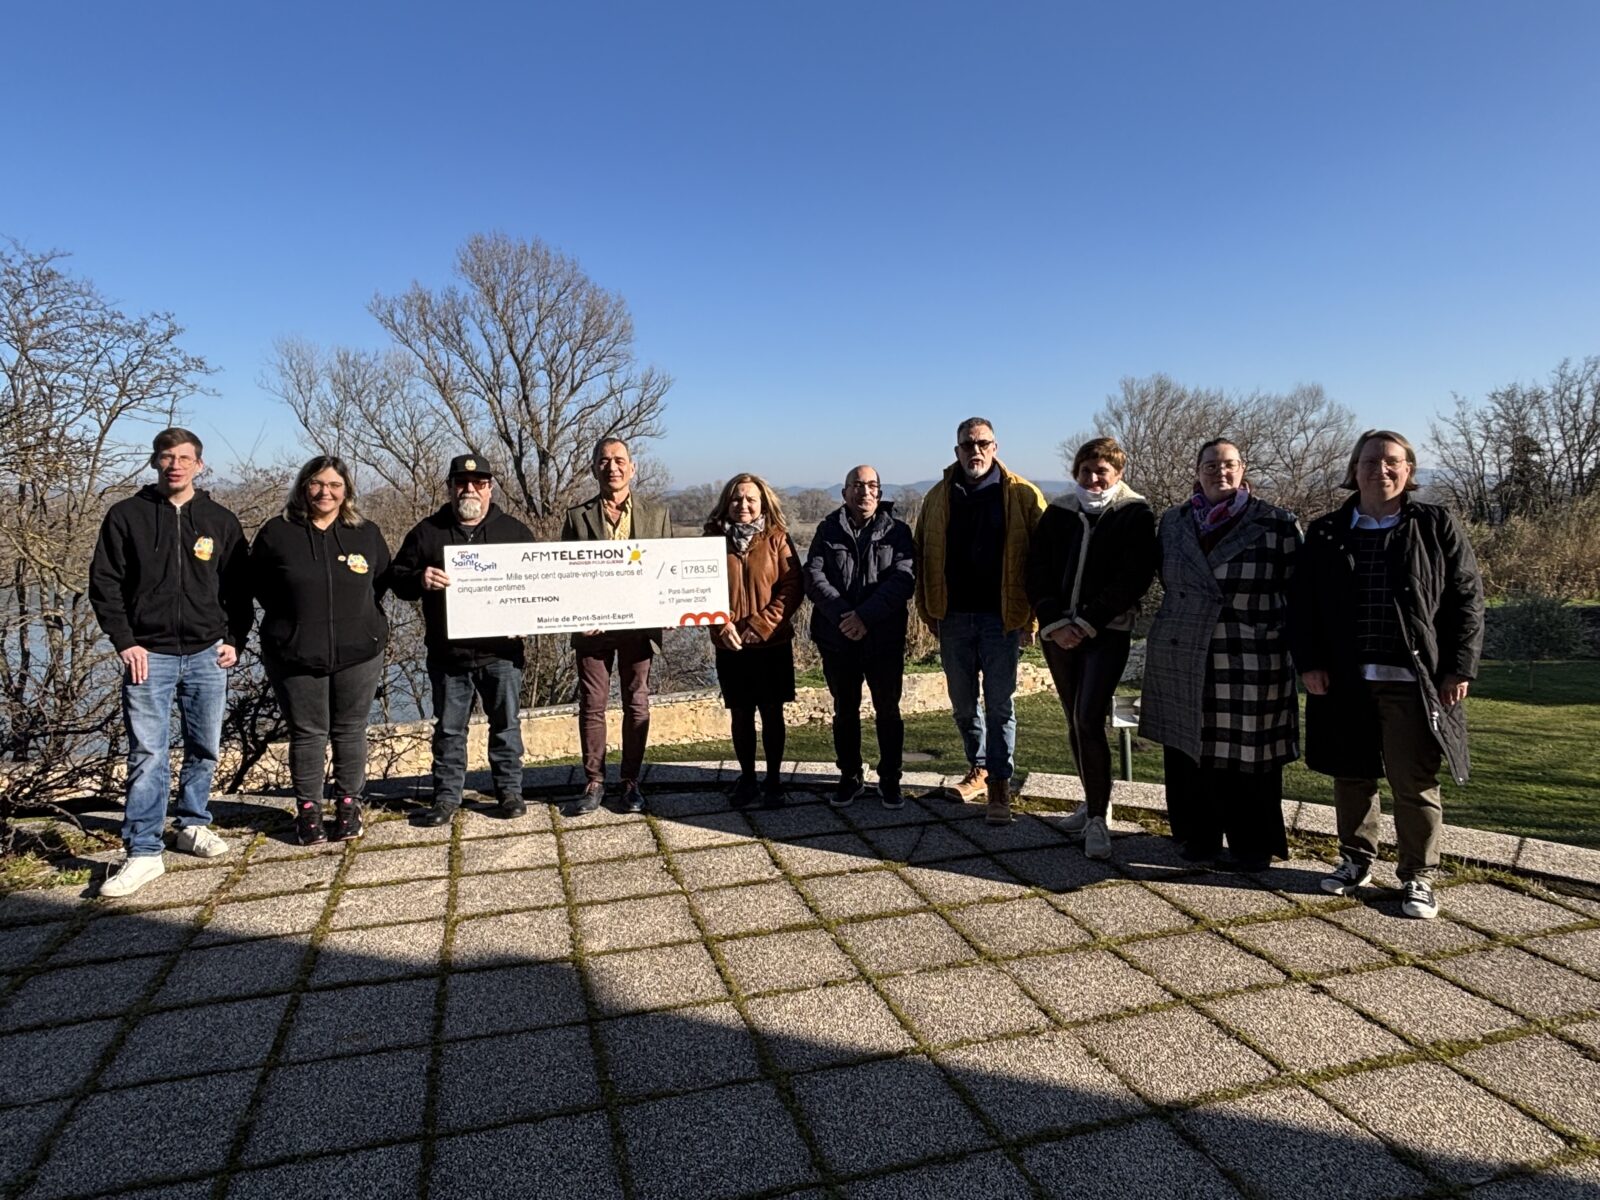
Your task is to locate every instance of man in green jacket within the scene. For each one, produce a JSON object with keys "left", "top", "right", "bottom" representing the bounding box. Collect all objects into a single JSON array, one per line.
[
  {"left": 560, "top": 437, "right": 674, "bottom": 816},
  {"left": 914, "top": 417, "right": 1045, "bottom": 825}
]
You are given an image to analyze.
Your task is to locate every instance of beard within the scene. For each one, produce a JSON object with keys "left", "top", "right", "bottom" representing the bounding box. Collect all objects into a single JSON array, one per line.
[{"left": 455, "top": 496, "right": 484, "bottom": 522}]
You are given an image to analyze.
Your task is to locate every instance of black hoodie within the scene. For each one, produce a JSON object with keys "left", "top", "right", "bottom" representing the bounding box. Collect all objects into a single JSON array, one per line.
[
  {"left": 389, "top": 502, "right": 534, "bottom": 671},
  {"left": 250, "top": 514, "right": 392, "bottom": 673},
  {"left": 89, "top": 485, "right": 253, "bottom": 655}
]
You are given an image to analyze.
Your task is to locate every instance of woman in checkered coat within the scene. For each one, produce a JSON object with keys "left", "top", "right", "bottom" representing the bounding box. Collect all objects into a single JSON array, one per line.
[{"left": 1138, "top": 439, "right": 1301, "bottom": 870}]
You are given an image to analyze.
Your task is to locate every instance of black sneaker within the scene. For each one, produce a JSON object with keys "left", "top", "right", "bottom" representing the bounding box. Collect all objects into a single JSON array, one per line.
[
  {"left": 329, "top": 796, "right": 363, "bottom": 842},
  {"left": 414, "top": 801, "right": 457, "bottom": 828},
  {"left": 621, "top": 781, "right": 645, "bottom": 814},
  {"left": 878, "top": 780, "right": 905, "bottom": 810},
  {"left": 496, "top": 789, "right": 527, "bottom": 818},
  {"left": 295, "top": 800, "right": 327, "bottom": 845},
  {"left": 830, "top": 776, "right": 865, "bottom": 809},
  {"left": 730, "top": 773, "right": 760, "bottom": 809}
]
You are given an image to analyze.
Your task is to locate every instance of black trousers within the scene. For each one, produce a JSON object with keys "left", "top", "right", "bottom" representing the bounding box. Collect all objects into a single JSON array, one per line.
[
  {"left": 1041, "top": 630, "right": 1131, "bottom": 818},
  {"left": 1163, "top": 747, "right": 1288, "bottom": 862},
  {"left": 821, "top": 650, "right": 905, "bottom": 783}
]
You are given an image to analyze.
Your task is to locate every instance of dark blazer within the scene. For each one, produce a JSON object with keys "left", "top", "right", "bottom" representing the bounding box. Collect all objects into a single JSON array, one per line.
[
  {"left": 560, "top": 494, "right": 673, "bottom": 542},
  {"left": 560, "top": 493, "right": 674, "bottom": 649},
  {"left": 803, "top": 503, "right": 916, "bottom": 658},
  {"left": 1293, "top": 495, "right": 1484, "bottom": 784}
]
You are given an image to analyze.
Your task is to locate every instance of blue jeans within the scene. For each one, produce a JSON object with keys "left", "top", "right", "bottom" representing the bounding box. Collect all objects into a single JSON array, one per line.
[
  {"left": 939, "top": 612, "right": 1021, "bottom": 781},
  {"left": 431, "top": 659, "right": 525, "bottom": 807},
  {"left": 122, "top": 645, "right": 227, "bottom": 857}
]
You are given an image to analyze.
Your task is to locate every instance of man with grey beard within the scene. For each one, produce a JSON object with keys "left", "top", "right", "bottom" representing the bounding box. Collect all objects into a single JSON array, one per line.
[{"left": 391, "top": 454, "right": 536, "bottom": 826}]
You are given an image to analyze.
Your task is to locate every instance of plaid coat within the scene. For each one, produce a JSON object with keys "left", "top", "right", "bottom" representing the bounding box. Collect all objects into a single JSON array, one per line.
[{"left": 1138, "top": 497, "right": 1301, "bottom": 771}]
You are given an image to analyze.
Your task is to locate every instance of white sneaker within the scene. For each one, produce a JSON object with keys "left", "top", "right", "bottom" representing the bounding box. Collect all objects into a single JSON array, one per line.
[
  {"left": 1060, "top": 801, "right": 1089, "bottom": 834},
  {"left": 1083, "top": 815, "right": 1112, "bottom": 860},
  {"left": 1400, "top": 878, "right": 1439, "bottom": 920},
  {"left": 100, "top": 855, "right": 166, "bottom": 898},
  {"left": 174, "top": 825, "right": 229, "bottom": 859}
]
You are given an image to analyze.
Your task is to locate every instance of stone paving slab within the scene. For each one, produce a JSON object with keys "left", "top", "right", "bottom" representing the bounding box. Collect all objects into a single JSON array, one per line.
[{"left": 4, "top": 769, "right": 1599, "bottom": 1200}]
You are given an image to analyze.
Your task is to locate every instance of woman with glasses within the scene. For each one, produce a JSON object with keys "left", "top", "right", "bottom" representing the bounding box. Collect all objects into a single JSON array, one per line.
[
  {"left": 1138, "top": 439, "right": 1301, "bottom": 871},
  {"left": 1026, "top": 437, "right": 1157, "bottom": 860},
  {"left": 250, "top": 456, "right": 392, "bottom": 844},
  {"left": 705, "top": 473, "right": 804, "bottom": 808}
]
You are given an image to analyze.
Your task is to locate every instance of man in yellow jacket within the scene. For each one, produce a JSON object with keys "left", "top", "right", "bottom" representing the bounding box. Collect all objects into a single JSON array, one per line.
[{"left": 914, "top": 417, "right": 1046, "bottom": 825}]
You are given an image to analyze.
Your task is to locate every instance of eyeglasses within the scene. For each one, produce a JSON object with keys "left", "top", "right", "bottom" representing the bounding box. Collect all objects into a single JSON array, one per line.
[
  {"left": 1198, "top": 460, "right": 1243, "bottom": 475},
  {"left": 958, "top": 439, "right": 995, "bottom": 453},
  {"left": 846, "top": 481, "right": 881, "bottom": 492},
  {"left": 453, "top": 478, "right": 492, "bottom": 490}
]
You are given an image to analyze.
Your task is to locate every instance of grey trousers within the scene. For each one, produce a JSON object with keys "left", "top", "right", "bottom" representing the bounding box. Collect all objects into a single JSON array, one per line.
[{"left": 1332, "top": 680, "right": 1445, "bottom": 881}]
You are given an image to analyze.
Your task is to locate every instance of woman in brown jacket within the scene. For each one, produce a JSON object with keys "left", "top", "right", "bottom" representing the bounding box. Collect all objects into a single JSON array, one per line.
[{"left": 705, "top": 473, "right": 804, "bottom": 808}]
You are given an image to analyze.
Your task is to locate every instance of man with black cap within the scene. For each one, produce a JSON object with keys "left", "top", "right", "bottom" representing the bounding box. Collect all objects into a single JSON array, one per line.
[{"left": 391, "top": 453, "right": 535, "bottom": 825}]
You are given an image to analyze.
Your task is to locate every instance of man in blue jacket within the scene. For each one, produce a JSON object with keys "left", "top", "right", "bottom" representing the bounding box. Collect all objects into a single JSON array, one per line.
[
  {"left": 804, "top": 465, "right": 916, "bottom": 808},
  {"left": 89, "top": 427, "right": 253, "bottom": 897}
]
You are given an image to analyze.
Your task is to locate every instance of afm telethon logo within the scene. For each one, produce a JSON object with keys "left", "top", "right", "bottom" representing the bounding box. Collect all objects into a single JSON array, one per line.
[{"left": 626, "top": 543, "right": 645, "bottom": 565}]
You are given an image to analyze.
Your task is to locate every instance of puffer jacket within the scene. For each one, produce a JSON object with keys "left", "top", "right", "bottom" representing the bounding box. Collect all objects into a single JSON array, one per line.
[
  {"left": 1293, "top": 494, "right": 1484, "bottom": 784},
  {"left": 250, "top": 514, "right": 391, "bottom": 673},
  {"left": 803, "top": 503, "right": 916, "bottom": 657},
  {"left": 1026, "top": 483, "right": 1157, "bottom": 636},
  {"left": 914, "top": 460, "right": 1045, "bottom": 633},
  {"left": 704, "top": 521, "right": 803, "bottom": 646}
]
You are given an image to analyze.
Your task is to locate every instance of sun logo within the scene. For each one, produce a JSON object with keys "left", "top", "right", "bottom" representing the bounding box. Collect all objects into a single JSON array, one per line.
[{"left": 627, "top": 544, "right": 645, "bottom": 564}]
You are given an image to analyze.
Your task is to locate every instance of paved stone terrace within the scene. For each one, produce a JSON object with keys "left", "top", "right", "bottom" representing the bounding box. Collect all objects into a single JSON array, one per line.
[{"left": 3, "top": 765, "right": 1600, "bottom": 1200}]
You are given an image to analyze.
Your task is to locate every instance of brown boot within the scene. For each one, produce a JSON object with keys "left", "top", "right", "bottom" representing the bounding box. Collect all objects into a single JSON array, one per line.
[
  {"left": 985, "top": 776, "right": 1014, "bottom": 825},
  {"left": 948, "top": 764, "right": 988, "bottom": 803}
]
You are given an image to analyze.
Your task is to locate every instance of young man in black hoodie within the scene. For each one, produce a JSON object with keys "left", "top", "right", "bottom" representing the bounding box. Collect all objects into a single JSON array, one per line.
[
  {"left": 89, "top": 428, "right": 253, "bottom": 897},
  {"left": 391, "top": 455, "right": 536, "bottom": 826}
]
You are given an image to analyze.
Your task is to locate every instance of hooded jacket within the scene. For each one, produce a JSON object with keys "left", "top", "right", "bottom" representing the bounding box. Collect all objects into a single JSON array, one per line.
[
  {"left": 1026, "top": 483, "right": 1157, "bottom": 637},
  {"left": 803, "top": 502, "right": 916, "bottom": 658},
  {"left": 913, "top": 460, "right": 1045, "bottom": 633},
  {"left": 90, "top": 485, "right": 253, "bottom": 655},
  {"left": 1292, "top": 494, "right": 1484, "bottom": 784},
  {"left": 249, "top": 514, "right": 391, "bottom": 673},
  {"left": 390, "top": 502, "right": 534, "bottom": 671}
]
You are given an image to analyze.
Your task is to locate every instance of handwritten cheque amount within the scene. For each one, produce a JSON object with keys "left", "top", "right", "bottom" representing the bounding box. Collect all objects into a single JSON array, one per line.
[{"left": 443, "top": 538, "right": 731, "bottom": 639}]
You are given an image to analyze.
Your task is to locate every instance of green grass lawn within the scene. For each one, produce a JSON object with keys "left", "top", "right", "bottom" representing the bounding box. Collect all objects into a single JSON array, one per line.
[{"left": 655, "top": 659, "right": 1600, "bottom": 850}]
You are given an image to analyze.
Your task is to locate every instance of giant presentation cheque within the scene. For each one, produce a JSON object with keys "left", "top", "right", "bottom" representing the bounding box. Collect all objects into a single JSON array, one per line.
[{"left": 444, "top": 538, "right": 730, "bottom": 639}]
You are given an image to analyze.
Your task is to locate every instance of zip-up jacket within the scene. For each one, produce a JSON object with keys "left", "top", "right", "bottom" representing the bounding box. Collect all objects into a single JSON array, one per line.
[
  {"left": 90, "top": 485, "right": 253, "bottom": 655},
  {"left": 250, "top": 514, "right": 392, "bottom": 673},
  {"left": 1026, "top": 484, "right": 1158, "bottom": 637},
  {"left": 913, "top": 460, "right": 1045, "bottom": 633},
  {"left": 803, "top": 503, "right": 916, "bottom": 658},
  {"left": 1292, "top": 495, "right": 1484, "bottom": 784},
  {"left": 390, "top": 503, "right": 534, "bottom": 672}
]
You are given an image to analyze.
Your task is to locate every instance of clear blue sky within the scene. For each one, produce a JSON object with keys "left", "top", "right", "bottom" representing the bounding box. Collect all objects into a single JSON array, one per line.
[{"left": 6, "top": 0, "right": 1597, "bottom": 488}]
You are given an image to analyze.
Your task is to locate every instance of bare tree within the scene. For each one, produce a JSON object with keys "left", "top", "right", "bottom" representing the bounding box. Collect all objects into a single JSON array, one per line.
[
  {"left": 1430, "top": 357, "right": 1600, "bottom": 522},
  {"left": 267, "top": 233, "right": 674, "bottom": 708},
  {"left": 0, "top": 241, "right": 211, "bottom": 852},
  {"left": 369, "top": 232, "right": 671, "bottom": 538},
  {"left": 1069, "top": 374, "right": 1358, "bottom": 516}
]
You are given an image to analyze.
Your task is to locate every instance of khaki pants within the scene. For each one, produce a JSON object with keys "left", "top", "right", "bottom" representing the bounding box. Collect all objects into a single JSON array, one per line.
[{"left": 1332, "top": 680, "right": 1444, "bottom": 881}]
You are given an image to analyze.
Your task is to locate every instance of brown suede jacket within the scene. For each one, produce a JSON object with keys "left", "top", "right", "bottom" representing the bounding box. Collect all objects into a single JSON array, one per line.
[{"left": 703, "top": 521, "right": 804, "bottom": 648}]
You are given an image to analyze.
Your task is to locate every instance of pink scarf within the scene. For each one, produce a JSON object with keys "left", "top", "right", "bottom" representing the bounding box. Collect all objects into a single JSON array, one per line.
[{"left": 1190, "top": 482, "right": 1250, "bottom": 532}]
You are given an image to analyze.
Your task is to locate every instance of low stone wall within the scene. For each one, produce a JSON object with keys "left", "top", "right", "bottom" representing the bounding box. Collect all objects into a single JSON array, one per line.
[{"left": 237, "top": 663, "right": 1058, "bottom": 790}]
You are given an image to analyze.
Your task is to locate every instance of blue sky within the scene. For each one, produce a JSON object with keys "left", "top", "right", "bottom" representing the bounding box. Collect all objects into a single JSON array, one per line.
[{"left": 7, "top": 0, "right": 1598, "bottom": 488}]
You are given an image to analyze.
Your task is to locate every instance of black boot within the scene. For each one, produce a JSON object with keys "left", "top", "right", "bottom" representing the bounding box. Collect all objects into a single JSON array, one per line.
[{"left": 329, "top": 795, "right": 364, "bottom": 841}]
